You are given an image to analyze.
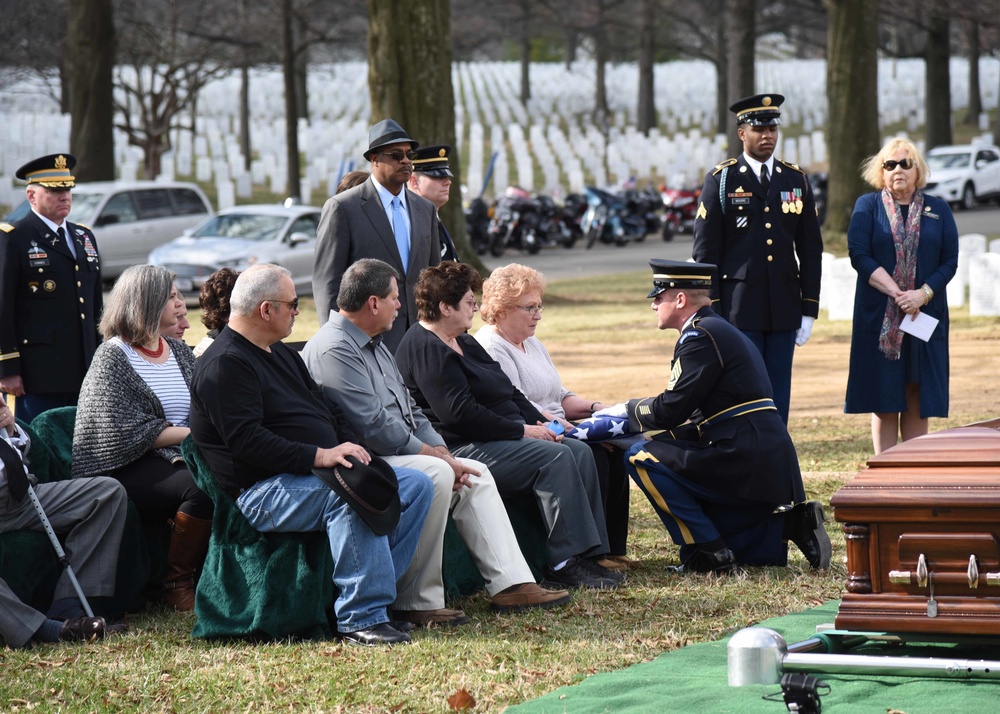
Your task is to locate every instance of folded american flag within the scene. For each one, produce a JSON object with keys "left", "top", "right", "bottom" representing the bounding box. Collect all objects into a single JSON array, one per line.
[{"left": 564, "top": 416, "right": 633, "bottom": 442}]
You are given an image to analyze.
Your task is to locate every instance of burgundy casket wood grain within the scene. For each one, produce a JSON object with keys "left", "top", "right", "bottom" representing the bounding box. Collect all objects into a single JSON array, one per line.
[{"left": 832, "top": 418, "right": 1000, "bottom": 635}]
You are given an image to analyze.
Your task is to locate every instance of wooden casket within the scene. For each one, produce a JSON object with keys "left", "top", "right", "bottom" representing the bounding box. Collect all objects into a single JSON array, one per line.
[{"left": 831, "top": 419, "right": 1000, "bottom": 635}]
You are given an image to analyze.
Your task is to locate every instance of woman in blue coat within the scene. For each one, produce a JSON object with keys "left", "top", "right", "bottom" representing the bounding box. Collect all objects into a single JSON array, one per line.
[{"left": 845, "top": 137, "right": 958, "bottom": 454}]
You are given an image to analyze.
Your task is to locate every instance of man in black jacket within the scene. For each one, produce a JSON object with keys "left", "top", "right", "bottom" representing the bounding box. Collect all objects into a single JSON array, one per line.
[
  {"left": 0, "top": 154, "right": 102, "bottom": 422},
  {"left": 621, "top": 260, "right": 830, "bottom": 574}
]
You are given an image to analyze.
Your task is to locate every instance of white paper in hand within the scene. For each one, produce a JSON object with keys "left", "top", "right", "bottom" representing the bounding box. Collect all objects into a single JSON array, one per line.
[{"left": 899, "top": 311, "right": 939, "bottom": 342}]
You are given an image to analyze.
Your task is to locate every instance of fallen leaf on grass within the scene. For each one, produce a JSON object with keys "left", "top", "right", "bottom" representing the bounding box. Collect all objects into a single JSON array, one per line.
[
  {"left": 27, "top": 657, "right": 75, "bottom": 669},
  {"left": 447, "top": 688, "right": 476, "bottom": 710}
]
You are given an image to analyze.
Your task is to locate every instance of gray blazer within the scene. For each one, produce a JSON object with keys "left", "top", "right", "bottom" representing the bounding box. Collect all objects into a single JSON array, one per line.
[{"left": 313, "top": 179, "right": 441, "bottom": 352}]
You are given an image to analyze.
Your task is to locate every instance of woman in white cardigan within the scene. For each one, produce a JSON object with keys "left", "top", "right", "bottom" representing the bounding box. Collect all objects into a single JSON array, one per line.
[
  {"left": 72, "top": 265, "right": 211, "bottom": 610},
  {"left": 475, "top": 264, "right": 633, "bottom": 569}
]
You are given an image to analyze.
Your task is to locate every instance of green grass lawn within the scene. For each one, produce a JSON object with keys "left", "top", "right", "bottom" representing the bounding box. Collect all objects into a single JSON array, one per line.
[{"left": 3, "top": 271, "right": 998, "bottom": 713}]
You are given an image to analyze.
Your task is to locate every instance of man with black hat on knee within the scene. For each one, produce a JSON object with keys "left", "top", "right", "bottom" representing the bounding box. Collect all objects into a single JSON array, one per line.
[
  {"left": 313, "top": 119, "right": 441, "bottom": 352},
  {"left": 408, "top": 145, "right": 459, "bottom": 262},
  {"left": 0, "top": 154, "right": 102, "bottom": 423},
  {"left": 609, "top": 259, "right": 830, "bottom": 574},
  {"left": 692, "top": 94, "right": 823, "bottom": 424}
]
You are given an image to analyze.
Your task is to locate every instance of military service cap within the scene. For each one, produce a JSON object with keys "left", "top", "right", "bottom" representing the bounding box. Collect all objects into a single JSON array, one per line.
[
  {"left": 729, "top": 94, "right": 784, "bottom": 127},
  {"left": 364, "top": 119, "right": 419, "bottom": 160},
  {"left": 646, "top": 259, "right": 715, "bottom": 298},
  {"left": 411, "top": 145, "right": 453, "bottom": 178},
  {"left": 15, "top": 153, "right": 76, "bottom": 188}
]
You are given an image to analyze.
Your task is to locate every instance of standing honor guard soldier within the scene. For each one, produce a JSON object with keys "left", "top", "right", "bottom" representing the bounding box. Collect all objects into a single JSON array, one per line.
[
  {"left": 408, "top": 145, "right": 459, "bottom": 262},
  {"left": 0, "top": 154, "right": 103, "bottom": 423},
  {"left": 692, "top": 94, "right": 823, "bottom": 423}
]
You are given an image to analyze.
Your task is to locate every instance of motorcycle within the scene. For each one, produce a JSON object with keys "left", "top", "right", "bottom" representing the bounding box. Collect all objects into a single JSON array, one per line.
[
  {"left": 532, "top": 194, "right": 579, "bottom": 250},
  {"left": 808, "top": 172, "right": 827, "bottom": 225},
  {"left": 659, "top": 184, "right": 702, "bottom": 241},
  {"left": 581, "top": 186, "right": 649, "bottom": 249},
  {"left": 486, "top": 186, "right": 541, "bottom": 256}
]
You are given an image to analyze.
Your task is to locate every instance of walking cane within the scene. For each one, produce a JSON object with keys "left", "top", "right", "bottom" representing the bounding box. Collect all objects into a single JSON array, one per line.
[{"left": 6, "top": 396, "right": 95, "bottom": 618}]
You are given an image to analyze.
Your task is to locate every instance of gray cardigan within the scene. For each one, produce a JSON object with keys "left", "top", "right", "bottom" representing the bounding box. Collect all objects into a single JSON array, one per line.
[{"left": 72, "top": 336, "right": 195, "bottom": 478}]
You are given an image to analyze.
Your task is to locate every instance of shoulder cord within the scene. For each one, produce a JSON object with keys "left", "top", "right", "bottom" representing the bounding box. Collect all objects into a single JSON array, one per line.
[{"left": 718, "top": 167, "right": 728, "bottom": 215}]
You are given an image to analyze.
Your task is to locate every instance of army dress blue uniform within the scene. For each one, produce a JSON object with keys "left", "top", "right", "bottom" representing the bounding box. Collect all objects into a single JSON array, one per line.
[
  {"left": 0, "top": 155, "right": 102, "bottom": 422},
  {"left": 623, "top": 264, "right": 807, "bottom": 567},
  {"left": 692, "top": 94, "right": 823, "bottom": 423},
  {"left": 411, "top": 144, "right": 459, "bottom": 262}
]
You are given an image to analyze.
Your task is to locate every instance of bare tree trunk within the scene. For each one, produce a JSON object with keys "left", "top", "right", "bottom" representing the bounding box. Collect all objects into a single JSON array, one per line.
[
  {"left": 240, "top": 60, "right": 251, "bottom": 171},
  {"left": 282, "top": 0, "right": 301, "bottom": 200},
  {"left": 924, "top": 14, "right": 952, "bottom": 150},
  {"left": 725, "top": 0, "right": 755, "bottom": 155},
  {"left": 636, "top": 0, "right": 656, "bottom": 135},
  {"left": 565, "top": 28, "right": 578, "bottom": 70},
  {"left": 294, "top": 20, "right": 309, "bottom": 122},
  {"left": 593, "top": 6, "right": 609, "bottom": 124},
  {"left": 519, "top": 0, "right": 531, "bottom": 106},
  {"left": 67, "top": 0, "right": 116, "bottom": 181},
  {"left": 368, "top": 0, "right": 484, "bottom": 270},
  {"left": 964, "top": 21, "right": 981, "bottom": 125},
  {"left": 715, "top": 1, "right": 728, "bottom": 136},
  {"left": 824, "top": 0, "right": 879, "bottom": 234}
]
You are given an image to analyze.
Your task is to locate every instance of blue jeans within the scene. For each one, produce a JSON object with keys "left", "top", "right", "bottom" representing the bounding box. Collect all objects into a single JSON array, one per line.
[{"left": 236, "top": 467, "right": 432, "bottom": 633}]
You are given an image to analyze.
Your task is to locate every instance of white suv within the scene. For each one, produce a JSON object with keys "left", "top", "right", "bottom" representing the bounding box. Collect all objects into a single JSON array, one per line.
[
  {"left": 4, "top": 181, "right": 212, "bottom": 282},
  {"left": 924, "top": 144, "right": 1000, "bottom": 210}
]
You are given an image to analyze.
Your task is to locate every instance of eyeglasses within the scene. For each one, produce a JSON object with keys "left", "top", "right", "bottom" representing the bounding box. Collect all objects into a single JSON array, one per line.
[
  {"left": 882, "top": 158, "right": 914, "bottom": 171},
  {"left": 265, "top": 297, "right": 300, "bottom": 310},
  {"left": 461, "top": 298, "right": 479, "bottom": 310},
  {"left": 516, "top": 304, "right": 544, "bottom": 315},
  {"left": 378, "top": 150, "right": 418, "bottom": 163}
]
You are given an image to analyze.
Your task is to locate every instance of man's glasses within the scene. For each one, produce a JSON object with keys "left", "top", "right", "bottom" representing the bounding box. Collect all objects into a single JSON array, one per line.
[
  {"left": 516, "top": 304, "right": 544, "bottom": 315},
  {"left": 378, "top": 150, "right": 418, "bottom": 163},
  {"left": 882, "top": 158, "right": 914, "bottom": 171},
  {"left": 266, "top": 297, "right": 300, "bottom": 310}
]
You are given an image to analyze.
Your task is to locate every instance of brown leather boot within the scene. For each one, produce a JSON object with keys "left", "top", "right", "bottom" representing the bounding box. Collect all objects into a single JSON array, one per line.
[{"left": 162, "top": 512, "right": 212, "bottom": 611}]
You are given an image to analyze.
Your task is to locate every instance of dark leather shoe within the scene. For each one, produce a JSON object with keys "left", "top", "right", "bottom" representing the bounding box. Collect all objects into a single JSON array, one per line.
[
  {"left": 668, "top": 546, "right": 736, "bottom": 574},
  {"left": 491, "top": 583, "right": 571, "bottom": 613},
  {"left": 393, "top": 607, "right": 469, "bottom": 628},
  {"left": 340, "top": 622, "right": 411, "bottom": 646},
  {"left": 785, "top": 501, "right": 832, "bottom": 569},
  {"left": 59, "top": 616, "right": 106, "bottom": 642},
  {"left": 543, "top": 557, "right": 620, "bottom": 589}
]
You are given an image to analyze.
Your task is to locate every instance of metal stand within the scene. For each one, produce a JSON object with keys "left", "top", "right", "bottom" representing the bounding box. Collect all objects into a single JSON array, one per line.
[{"left": 729, "top": 627, "right": 1000, "bottom": 686}]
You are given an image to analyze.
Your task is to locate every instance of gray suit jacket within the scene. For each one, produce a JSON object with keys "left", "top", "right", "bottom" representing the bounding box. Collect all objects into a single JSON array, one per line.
[{"left": 313, "top": 179, "right": 441, "bottom": 352}]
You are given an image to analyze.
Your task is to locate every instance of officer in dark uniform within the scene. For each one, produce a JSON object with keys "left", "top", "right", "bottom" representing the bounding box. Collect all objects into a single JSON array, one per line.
[
  {"left": 0, "top": 154, "right": 102, "bottom": 423},
  {"left": 408, "top": 144, "right": 459, "bottom": 262},
  {"left": 692, "top": 94, "right": 823, "bottom": 424},
  {"left": 622, "top": 259, "right": 830, "bottom": 573}
]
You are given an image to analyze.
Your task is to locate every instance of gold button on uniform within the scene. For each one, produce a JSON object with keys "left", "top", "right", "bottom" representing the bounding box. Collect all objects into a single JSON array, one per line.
[
  {"left": 765, "top": 222, "right": 772, "bottom": 229},
  {"left": 77, "top": 281, "right": 82, "bottom": 287},
  {"left": 764, "top": 206, "right": 770, "bottom": 213},
  {"left": 75, "top": 265, "right": 79, "bottom": 271},
  {"left": 767, "top": 255, "right": 773, "bottom": 262},
  {"left": 767, "top": 239, "right": 773, "bottom": 245},
  {"left": 80, "top": 313, "right": 85, "bottom": 319}
]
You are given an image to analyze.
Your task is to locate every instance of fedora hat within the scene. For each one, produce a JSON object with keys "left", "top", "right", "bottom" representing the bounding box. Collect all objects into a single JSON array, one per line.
[
  {"left": 364, "top": 119, "right": 419, "bottom": 161},
  {"left": 313, "top": 455, "right": 400, "bottom": 536}
]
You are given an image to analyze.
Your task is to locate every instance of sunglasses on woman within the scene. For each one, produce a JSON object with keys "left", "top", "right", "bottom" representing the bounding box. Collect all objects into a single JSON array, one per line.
[{"left": 881, "top": 158, "right": 914, "bottom": 171}]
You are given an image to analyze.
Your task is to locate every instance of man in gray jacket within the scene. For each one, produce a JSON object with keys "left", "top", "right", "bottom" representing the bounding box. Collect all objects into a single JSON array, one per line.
[{"left": 303, "top": 259, "right": 570, "bottom": 623}]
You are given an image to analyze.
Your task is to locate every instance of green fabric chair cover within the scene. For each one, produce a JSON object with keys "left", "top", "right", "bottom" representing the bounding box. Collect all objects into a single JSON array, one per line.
[{"left": 181, "top": 437, "right": 335, "bottom": 641}]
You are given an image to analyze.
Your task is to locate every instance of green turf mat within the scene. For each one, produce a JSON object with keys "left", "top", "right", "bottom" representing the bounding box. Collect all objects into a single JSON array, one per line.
[{"left": 508, "top": 600, "right": 1000, "bottom": 713}]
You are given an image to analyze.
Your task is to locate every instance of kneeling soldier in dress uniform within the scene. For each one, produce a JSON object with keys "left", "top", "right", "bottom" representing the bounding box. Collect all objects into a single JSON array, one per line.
[
  {"left": 619, "top": 259, "right": 830, "bottom": 573},
  {"left": 0, "top": 154, "right": 102, "bottom": 423}
]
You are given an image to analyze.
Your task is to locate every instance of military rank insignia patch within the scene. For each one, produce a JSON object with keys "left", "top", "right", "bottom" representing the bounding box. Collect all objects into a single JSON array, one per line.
[
  {"left": 696, "top": 202, "right": 707, "bottom": 220},
  {"left": 736, "top": 216, "right": 748, "bottom": 229},
  {"left": 667, "top": 358, "right": 683, "bottom": 390}
]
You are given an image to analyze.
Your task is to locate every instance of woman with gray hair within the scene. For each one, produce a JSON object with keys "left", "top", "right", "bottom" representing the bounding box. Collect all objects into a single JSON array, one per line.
[
  {"left": 845, "top": 137, "right": 958, "bottom": 453},
  {"left": 72, "top": 265, "right": 211, "bottom": 611}
]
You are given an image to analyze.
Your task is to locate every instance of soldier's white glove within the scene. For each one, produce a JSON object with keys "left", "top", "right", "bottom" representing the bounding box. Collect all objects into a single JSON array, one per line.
[
  {"left": 594, "top": 402, "right": 627, "bottom": 418},
  {"left": 795, "top": 316, "right": 815, "bottom": 347}
]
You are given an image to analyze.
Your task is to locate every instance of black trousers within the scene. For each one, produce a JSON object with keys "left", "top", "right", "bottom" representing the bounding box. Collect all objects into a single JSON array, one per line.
[
  {"left": 590, "top": 443, "right": 630, "bottom": 556},
  {"left": 112, "top": 454, "right": 213, "bottom": 520}
]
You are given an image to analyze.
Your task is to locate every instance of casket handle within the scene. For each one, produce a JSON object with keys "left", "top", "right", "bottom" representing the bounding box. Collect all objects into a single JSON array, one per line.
[
  {"left": 968, "top": 555, "right": 979, "bottom": 589},
  {"left": 888, "top": 553, "right": 929, "bottom": 586}
]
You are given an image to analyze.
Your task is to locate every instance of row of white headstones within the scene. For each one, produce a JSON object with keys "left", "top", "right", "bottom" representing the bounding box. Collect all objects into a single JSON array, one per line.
[{"left": 2, "top": 57, "right": 998, "bottom": 208}]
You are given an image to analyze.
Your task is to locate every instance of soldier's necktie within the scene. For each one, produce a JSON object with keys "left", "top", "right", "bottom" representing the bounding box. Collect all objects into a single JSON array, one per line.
[
  {"left": 759, "top": 164, "right": 770, "bottom": 194},
  {"left": 0, "top": 436, "right": 29, "bottom": 503},
  {"left": 391, "top": 196, "right": 409, "bottom": 273},
  {"left": 57, "top": 226, "right": 77, "bottom": 260}
]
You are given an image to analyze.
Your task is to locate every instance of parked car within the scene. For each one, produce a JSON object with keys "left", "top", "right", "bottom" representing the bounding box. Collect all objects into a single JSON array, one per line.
[
  {"left": 3, "top": 181, "right": 212, "bottom": 282},
  {"left": 148, "top": 203, "right": 322, "bottom": 298},
  {"left": 924, "top": 144, "right": 1000, "bottom": 210}
]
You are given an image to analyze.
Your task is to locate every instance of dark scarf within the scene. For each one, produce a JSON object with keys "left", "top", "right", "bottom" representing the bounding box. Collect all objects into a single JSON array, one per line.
[{"left": 878, "top": 187, "right": 924, "bottom": 360}]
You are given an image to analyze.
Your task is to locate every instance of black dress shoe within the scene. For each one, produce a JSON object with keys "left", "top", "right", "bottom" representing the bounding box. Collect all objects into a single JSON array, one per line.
[
  {"left": 785, "top": 501, "right": 832, "bottom": 569},
  {"left": 668, "top": 546, "right": 736, "bottom": 574},
  {"left": 543, "top": 557, "right": 619, "bottom": 589},
  {"left": 59, "top": 616, "right": 106, "bottom": 642},
  {"left": 340, "top": 622, "right": 411, "bottom": 646}
]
